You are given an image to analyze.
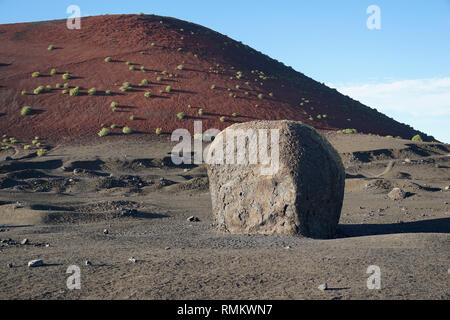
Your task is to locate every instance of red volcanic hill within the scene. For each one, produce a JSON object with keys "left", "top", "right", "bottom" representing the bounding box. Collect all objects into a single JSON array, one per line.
[{"left": 0, "top": 14, "right": 435, "bottom": 143}]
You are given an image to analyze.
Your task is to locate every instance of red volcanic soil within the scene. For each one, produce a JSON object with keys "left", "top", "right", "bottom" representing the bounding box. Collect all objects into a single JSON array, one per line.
[{"left": 0, "top": 14, "right": 435, "bottom": 143}]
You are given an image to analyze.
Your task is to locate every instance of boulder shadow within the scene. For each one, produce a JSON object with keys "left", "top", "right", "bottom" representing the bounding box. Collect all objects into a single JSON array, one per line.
[{"left": 337, "top": 217, "right": 450, "bottom": 238}]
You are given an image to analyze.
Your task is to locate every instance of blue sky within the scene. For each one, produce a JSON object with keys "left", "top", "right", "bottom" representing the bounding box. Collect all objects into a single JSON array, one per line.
[{"left": 1, "top": 0, "right": 449, "bottom": 142}]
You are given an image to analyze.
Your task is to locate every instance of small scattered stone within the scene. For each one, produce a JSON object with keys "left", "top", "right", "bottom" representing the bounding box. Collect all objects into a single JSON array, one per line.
[
  {"left": 5, "top": 156, "right": 12, "bottom": 161},
  {"left": 45, "top": 243, "right": 50, "bottom": 247},
  {"left": 187, "top": 216, "right": 200, "bottom": 222},
  {"left": 284, "top": 246, "right": 291, "bottom": 250},
  {"left": 7, "top": 263, "right": 13, "bottom": 268},
  {"left": 103, "top": 229, "right": 109, "bottom": 235},
  {"left": 21, "top": 238, "right": 29, "bottom": 245},
  {"left": 318, "top": 283, "right": 328, "bottom": 291},
  {"left": 85, "top": 260, "right": 92, "bottom": 266},
  {"left": 73, "top": 168, "right": 81, "bottom": 175},
  {"left": 404, "top": 158, "right": 411, "bottom": 163},
  {"left": 165, "top": 247, "right": 171, "bottom": 250},
  {"left": 128, "top": 257, "right": 137, "bottom": 263},
  {"left": 444, "top": 186, "right": 449, "bottom": 191},
  {"left": 388, "top": 188, "right": 406, "bottom": 200},
  {"left": 28, "top": 259, "right": 44, "bottom": 268}
]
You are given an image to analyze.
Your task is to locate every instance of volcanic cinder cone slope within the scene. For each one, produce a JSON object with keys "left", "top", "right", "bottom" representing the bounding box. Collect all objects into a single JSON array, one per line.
[{"left": 0, "top": 14, "right": 435, "bottom": 142}]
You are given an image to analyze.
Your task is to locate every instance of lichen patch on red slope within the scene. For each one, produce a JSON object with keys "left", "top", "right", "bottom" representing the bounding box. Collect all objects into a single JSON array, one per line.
[{"left": 0, "top": 14, "right": 434, "bottom": 143}]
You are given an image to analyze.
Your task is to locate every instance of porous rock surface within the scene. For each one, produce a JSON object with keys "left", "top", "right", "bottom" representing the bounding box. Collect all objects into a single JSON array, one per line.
[{"left": 206, "top": 120, "right": 345, "bottom": 239}]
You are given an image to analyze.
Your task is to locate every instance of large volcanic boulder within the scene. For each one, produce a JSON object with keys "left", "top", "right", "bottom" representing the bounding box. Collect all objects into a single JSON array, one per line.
[{"left": 205, "top": 120, "right": 345, "bottom": 239}]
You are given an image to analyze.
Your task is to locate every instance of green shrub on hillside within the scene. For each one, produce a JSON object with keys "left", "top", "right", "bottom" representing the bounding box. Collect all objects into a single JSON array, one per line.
[
  {"left": 98, "top": 128, "right": 110, "bottom": 137},
  {"left": 32, "top": 72, "right": 40, "bottom": 78},
  {"left": 337, "top": 128, "right": 357, "bottom": 134},
  {"left": 69, "top": 87, "right": 80, "bottom": 96},
  {"left": 120, "top": 82, "right": 132, "bottom": 92},
  {"left": 88, "top": 88, "right": 97, "bottom": 95},
  {"left": 62, "top": 73, "right": 71, "bottom": 80},
  {"left": 177, "top": 112, "right": 185, "bottom": 119},
  {"left": 36, "top": 149, "right": 47, "bottom": 157},
  {"left": 21, "top": 106, "right": 32, "bottom": 116},
  {"left": 411, "top": 134, "right": 423, "bottom": 142},
  {"left": 50, "top": 68, "right": 57, "bottom": 75},
  {"left": 47, "top": 45, "right": 55, "bottom": 51},
  {"left": 122, "top": 127, "right": 133, "bottom": 134},
  {"left": 155, "top": 128, "right": 162, "bottom": 135},
  {"left": 104, "top": 57, "right": 112, "bottom": 62},
  {"left": 34, "top": 86, "right": 44, "bottom": 95}
]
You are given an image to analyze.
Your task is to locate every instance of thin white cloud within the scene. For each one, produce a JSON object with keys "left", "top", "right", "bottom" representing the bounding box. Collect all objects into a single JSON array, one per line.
[
  {"left": 330, "top": 77, "right": 450, "bottom": 117},
  {"left": 327, "top": 77, "right": 450, "bottom": 143},
  {"left": 328, "top": 77, "right": 450, "bottom": 117}
]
